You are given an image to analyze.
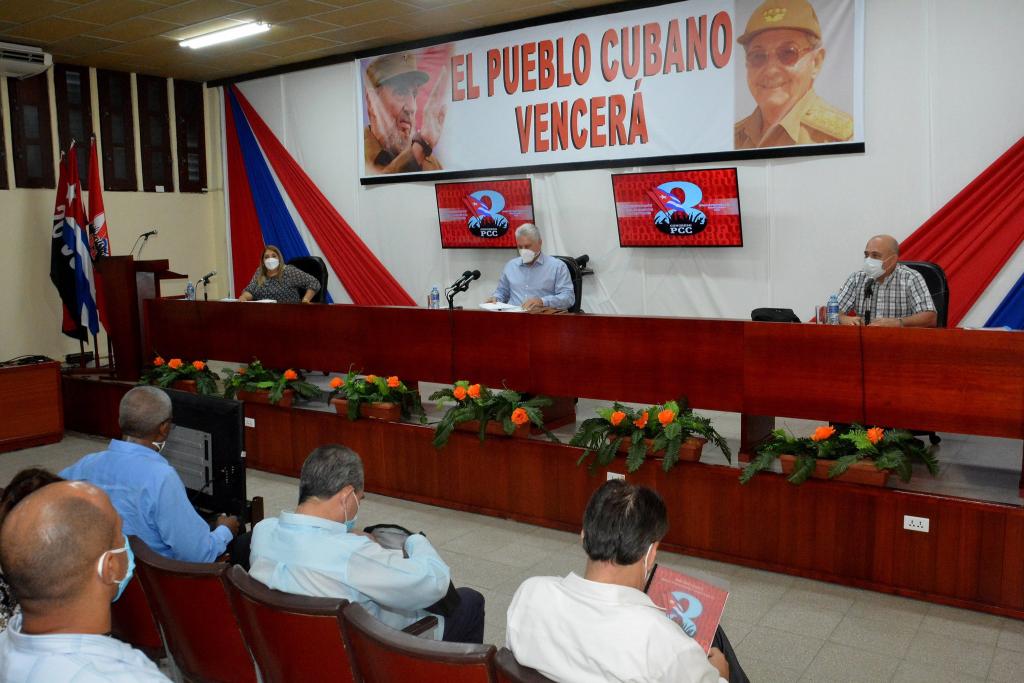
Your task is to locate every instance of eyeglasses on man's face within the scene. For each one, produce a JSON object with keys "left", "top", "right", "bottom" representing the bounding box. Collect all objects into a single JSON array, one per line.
[{"left": 745, "top": 43, "right": 816, "bottom": 69}]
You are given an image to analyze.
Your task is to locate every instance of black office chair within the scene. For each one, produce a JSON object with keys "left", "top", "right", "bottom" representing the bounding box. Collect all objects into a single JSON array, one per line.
[
  {"left": 901, "top": 260, "right": 949, "bottom": 445},
  {"left": 287, "top": 256, "right": 329, "bottom": 303},
  {"left": 552, "top": 254, "right": 590, "bottom": 313}
]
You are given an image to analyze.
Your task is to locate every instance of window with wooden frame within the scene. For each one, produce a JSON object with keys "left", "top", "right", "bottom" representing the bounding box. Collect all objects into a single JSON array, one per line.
[
  {"left": 136, "top": 74, "right": 173, "bottom": 192},
  {"left": 174, "top": 79, "right": 207, "bottom": 193},
  {"left": 54, "top": 64, "right": 93, "bottom": 185},
  {"left": 96, "top": 69, "right": 136, "bottom": 191},
  {"left": 7, "top": 73, "right": 55, "bottom": 188}
]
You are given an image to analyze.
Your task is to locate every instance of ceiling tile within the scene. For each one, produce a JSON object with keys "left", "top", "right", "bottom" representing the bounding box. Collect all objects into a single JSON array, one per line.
[
  {"left": 313, "top": 0, "right": 374, "bottom": 7},
  {"left": 6, "top": 17, "right": 102, "bottom": 43},
  {"left": 88, "top": 17, "right": 180, "bottom": 41},
  {"left": 60, "top": 0, "right": 159, "bottom": 25},
  {"left": 253, "top": 35, "right": 339, "bottom": 57},
  {"left": 316, "top": 0, "right": 411, "bottom": 28},
  {"left": 148, "top": 0, "right": 250, "bottom": 25},
  {"left": 0, "top": 0, "right": 76, "bottom": 25},
  {"left": 47, "top": 34, "right": 123, "bottom": 56},
  {"left": 229, "top": 0, "right": 336, "bottom": 24},
  {"left": 315, "top": 18, "right": 405, "bottom": 45},
  {"left": 107, "top": 36, "right": 180, "bottom": 57}
]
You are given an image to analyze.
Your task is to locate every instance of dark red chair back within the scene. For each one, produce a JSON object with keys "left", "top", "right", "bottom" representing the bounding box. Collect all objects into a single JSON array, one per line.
[
  {"left": 110, "top": 574, "right": 165, "bottom": 661},
  {"left": 494, "top": 648, "right": 556, "bottom": 682},
  {"left": 340, "top": 603, "right": 496, "bottom": 682},
  {"left": 225, "top": 565, "right": 357, "bottom": 683},
  {"left": 129, "top": 537, "right": 257, "bottom": 683}
]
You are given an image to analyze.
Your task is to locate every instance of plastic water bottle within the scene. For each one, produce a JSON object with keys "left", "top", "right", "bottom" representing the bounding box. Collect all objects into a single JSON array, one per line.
[
  {"left": 826, "top": 293, "right": 840, "bottom": 325},
  {"left": 429, "top": 286, "right": 440, "bottom": 309},
  {"left": 185, "top": 281, "right": 196, "bottom": 301}
]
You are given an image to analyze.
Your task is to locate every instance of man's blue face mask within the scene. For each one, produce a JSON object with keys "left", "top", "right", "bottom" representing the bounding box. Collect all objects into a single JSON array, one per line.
[
  {"left": 96, "top": 534, "right": 135, "bottom": 602},
  {"left": 343, "top": 490, "right": 361, "bottom": 532}
]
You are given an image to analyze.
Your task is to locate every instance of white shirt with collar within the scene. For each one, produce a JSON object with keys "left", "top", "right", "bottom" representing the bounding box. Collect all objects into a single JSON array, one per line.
[
  {"left": 0, "top": 613, "right": 170, "bottom": 682},
  {"left": 507, "top": 573, "right": 726, "bottom": 683}
]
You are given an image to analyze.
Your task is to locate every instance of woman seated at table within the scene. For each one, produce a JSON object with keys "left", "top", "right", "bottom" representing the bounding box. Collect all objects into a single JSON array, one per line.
[{"left": 238, "top": 246, "right": 321, "bottom": 303}]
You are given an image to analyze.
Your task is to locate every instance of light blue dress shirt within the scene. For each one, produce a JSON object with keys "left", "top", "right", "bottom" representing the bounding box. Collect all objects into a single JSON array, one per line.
[
  {"left": 249, "top": 511, "right": 451, "bottom": 638},
  {"left": 493, "top": 253, "right": 575, "bottom": 309},
  {"left": 60, "top": 439, "right": 232, "bottom": 563},
  {"left": 0, "top": 614, "right": 170, "bottom": 682}
]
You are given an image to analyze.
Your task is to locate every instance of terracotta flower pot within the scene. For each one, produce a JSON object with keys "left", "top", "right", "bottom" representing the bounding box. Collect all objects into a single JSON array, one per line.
[
  {"left": 331, "top": 399, "right": 402, "bottom": 422},
  {"left": 456, "top": 419, "right": 531, "bottom": 438},
  {"left": 170, "top": 379, "right": 197, "bottom": 393},
  {"left": 778, "top": 454, "right": 890, "bottom": 487},
  {"left": 612, "top": 435, "right": 706, "bottom": 462},
  {"left": 236, "top": 389, "right": 294, "bottom": 407}
]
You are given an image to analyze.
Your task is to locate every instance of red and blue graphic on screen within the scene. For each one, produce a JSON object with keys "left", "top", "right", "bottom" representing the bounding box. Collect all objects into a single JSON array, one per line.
[
  {"left": 436, "top": 179, "right": 534, "bottom": 248},
  {"left": 612, "top": 169, "right": 743, "bottom": 247}
]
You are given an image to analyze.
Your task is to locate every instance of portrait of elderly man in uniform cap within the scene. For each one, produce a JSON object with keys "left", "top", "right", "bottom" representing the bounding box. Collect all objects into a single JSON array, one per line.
[
  {"left": 735, "top": 0, "right": 853, "bottom": 149},
  {"left": 363, "top": 52, "right": 448, "bottom": 175}
]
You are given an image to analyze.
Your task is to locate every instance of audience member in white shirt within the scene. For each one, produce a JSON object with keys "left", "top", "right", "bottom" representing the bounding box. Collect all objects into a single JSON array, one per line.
[
  {"left": 0, "top": 481, "right": 169, "bottom": 682},
  {"left": 506, "top": 479, "right": 741, "bottom": 683}
]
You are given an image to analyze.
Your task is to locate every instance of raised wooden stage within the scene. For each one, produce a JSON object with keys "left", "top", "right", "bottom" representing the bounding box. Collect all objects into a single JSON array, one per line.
[{"left": 65, "top": 301, "right": 1024, "bottom": 619}]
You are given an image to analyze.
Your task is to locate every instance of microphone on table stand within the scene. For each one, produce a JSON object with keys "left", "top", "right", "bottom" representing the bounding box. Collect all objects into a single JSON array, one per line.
[
  {"left": 863, "top": 279, "right": 875, "bottom": 326},
  {"left": 445, "top": 270, "right": 481, "bottom": 310},
  {"left": 199, "top": 271, "right": 216, "bottom": 301}
]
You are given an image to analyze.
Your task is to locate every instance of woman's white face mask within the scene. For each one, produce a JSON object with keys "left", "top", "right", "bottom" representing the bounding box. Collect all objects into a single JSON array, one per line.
[{"left": 264, "top": 257, "right": 280, "bottom": 271}]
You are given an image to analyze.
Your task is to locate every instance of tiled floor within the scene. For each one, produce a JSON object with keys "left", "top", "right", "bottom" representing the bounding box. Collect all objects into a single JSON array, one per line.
[{"left": 4, "top": 433, "right": 1024, "bottom": 682}]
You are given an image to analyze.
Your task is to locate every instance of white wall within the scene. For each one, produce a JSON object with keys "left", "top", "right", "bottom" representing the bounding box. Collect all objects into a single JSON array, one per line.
[{"left": 222, "top": 0, "right": 1020, "bottom": 326}]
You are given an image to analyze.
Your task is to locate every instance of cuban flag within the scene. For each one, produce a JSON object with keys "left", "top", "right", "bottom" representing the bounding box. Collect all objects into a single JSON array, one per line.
[
  {"left": 63, "top": 143, "right": 99, "bottom": 336},
  {"left": 87, "top": 137, "right": 110, "bottom": 258}
]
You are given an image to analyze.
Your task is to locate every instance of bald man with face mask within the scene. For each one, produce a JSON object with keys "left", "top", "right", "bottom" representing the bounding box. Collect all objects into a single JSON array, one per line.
[
  {"left": 0, "top": 481, "right": 170, "bottom": 682},
  {"left": 835, "top": 234, "right": 937, "bottom": 327}
]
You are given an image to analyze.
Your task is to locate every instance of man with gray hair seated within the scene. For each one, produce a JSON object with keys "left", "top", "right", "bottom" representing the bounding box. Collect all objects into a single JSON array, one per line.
[
  {"left": 249, "top": 444, "right": 486, "bottom": 643},
  {"left": 486, "top": 222, "right": 574, "bottom": 311},
  {"left": 60, "top": 386, "right": 240, "bottom": 563},
  {"left": 0, "top": 480, "right": 170, "bottom": 681}
]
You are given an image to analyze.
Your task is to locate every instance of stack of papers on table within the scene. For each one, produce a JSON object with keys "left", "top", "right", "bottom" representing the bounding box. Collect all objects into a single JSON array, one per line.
[{"left": 479, "top": 302, "right": 524, "bottom": 312}]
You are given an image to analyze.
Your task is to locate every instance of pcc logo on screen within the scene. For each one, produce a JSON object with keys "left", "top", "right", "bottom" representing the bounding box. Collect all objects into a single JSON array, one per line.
[
  {"left": 462, "top": 190, "right": 510, "bottom": 238},
  {"left": 647, "top": 181, "right": 707, "bottom": 236}
]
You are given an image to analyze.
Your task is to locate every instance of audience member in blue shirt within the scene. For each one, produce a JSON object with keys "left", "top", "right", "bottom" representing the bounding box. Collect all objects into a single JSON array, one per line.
[
  {"left": 0, "top": 480, "right": 170, "bottom": 682},
  {"left": 250, "top": 444, "right": 485, "bottom": 643},
  {"left": 487, "top": 223, "right": 575, "bottom": 310},
  {"left": 60, "top": 386, "right": 239, "bottom": 563}
]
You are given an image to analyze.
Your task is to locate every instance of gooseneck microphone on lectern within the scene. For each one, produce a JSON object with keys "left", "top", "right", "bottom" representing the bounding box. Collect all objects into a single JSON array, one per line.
[
  {"left": 445, "top": 270, "right": 481, "bottom": 309},
  {"left": 863, "top": 279, "right": 875, "bottom": 325},
  {"left": 130, "top": 229, "right": 159, "bottom": 259}
]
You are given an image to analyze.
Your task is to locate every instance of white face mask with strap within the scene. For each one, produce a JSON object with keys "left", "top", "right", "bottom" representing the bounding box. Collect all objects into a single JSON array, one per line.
[{"left": 641, "top": 543, "right": 655, "bottom": 588}]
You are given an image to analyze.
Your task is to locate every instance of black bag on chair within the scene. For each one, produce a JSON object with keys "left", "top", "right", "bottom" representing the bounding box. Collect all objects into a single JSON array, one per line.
[
  {"left": 363, "top": 523, "right": 462, "bottom": 617},
  {"left": 750, "top": 307, "right": 801, "bottom": 323}
]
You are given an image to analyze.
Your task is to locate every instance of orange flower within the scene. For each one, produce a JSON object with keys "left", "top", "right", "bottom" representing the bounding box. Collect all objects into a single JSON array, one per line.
[
  {"left": 453, "top": 386, "right": 468, "bottom": 401},
  {"left": 283, "top": 369, "right": 298, "bottom": 381},
  {"left": 657, "top": 409, "right": 675, "bottom": 426},
  {"left": 811, "top": 425, "right": 836, "bottom": 442},
  {"left": 633, "top": 413, "right": 649, "bottom": 429},
  {"left": 467, "top": 383, "right": 481, "bottom": 399},
  {"left": 237, "top": 367, "right": 247, "bottom": 375},
  {"left": 192, "top": 360, "right": 205, "bottom": 371},
  {"left": 167, "top": 358, "right": 183, "bottom": 370},
  {"left": 609, "top": 410, "right": 626, "bottom": 427},
  {"left": 366, "top": 374, "right": 378, "bottom": 384},
  {"left": 511, "top": 407, "right": 529, "bottom": 426},
  {"left": 387, "top": 376, "right": 401, "bottom": 388},
  {"left": 153, "top": 356, "right": 165, "bottom": 367},
  {"left": 329, "top": 377, "right": 344, "bottom": 389},
  {"left": 866, "top": 427, "right": 885, "bottom": 445}
]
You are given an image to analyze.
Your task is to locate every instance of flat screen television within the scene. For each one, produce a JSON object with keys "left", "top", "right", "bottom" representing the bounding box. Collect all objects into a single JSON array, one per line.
[
  {"left": 611, "top": 168, "right": 743, "bottom": 247},
  {"left": 435, "top": 178, "right": 534, "bottom": 248},
  {"left": 164, "top": 389, "right": 248, "bottom": 520}
]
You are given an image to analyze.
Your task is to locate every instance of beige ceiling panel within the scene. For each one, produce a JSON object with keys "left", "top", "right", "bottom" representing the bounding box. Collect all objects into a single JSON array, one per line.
[
  {"left": 107, "top": 36, "right": 180, "bottom": 57},
  {"left": 5, "top": 17, "right": 101, "bottom": 43},
  {"left": 0, "top": 0, "right": 76, "bottom": 25},
  {"left": 315, "top": 0, "right": 412, "bottom": 28},
  {"left": 148, "top": 0, "right": 250, "bottom": 26},
  {"left": 165, "top": 18, "right": 251, "bottom": 41},
  {"left": 47, "top": 34, "right": 123, "bottom": 56},
  {"left": 476, "top": 4, "right": 565, "bottom": 27},
  {"left": 230, "top": 0, "right": 335, "bottom": 25},
  {"left": 87, "top": 17, "right": 180, "bottom": 41},
  {"left": 452, "top": 0, "right": 551, "bottom": 19},
  {"left": 313, "top": 0, "right": 375, "bottom": 8},
  {"left": 247, "top": 18, "right": 338, "bottom": 43},
  {"left": 253, "top": 35, "right": 338, "bottom": 58},
  {"left": 60, "top": 0, "right": 159, "bottom": 25},
  {"left": 315, "top": 18, "right": 406, "bottom": 45}
]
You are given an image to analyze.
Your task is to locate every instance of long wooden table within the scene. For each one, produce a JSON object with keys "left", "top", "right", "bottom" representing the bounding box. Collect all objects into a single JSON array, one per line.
[{"left": 124, "top": 300, "right": 1024, "bottom": 618}]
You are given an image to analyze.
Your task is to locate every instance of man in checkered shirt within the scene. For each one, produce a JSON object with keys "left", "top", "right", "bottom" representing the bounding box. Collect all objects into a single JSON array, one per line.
[{"left": 836, "top": 235, "right": 937, "bottom": 327}]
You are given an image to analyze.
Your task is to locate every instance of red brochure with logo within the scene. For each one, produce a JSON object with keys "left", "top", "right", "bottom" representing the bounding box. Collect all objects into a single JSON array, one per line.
[{"left": 645, "top": 564, "right": 729, "bottom": 653}]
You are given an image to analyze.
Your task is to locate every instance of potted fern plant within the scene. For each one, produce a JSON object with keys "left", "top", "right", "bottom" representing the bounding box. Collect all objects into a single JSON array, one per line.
[
  {"left": 140, "top": 356, "right": 219, "bottom": 396},
  {"left": 326, "top": 370, "right": 425, "bottom": 423},
  {"left": 429, "top": 381, "right": 558, "bottom": 448},
  {"left": 221, "top": 359, "right": 322, "bottom": 407},
  {"left": 570, "top": 399, "right": 731, "bottom": 473},
  {"left": 739, "top": 425, "right": 938, "bottom": 486}
]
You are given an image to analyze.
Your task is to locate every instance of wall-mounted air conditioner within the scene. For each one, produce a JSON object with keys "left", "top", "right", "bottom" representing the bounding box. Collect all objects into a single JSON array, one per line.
[{"left": 0, "top": 41, "right": 52, "bottom": 79}]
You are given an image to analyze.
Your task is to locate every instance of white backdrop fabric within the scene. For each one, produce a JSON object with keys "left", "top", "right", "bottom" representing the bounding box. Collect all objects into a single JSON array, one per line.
[{"left": 223, "top": 0, "right": 1024, "bottom": 327}]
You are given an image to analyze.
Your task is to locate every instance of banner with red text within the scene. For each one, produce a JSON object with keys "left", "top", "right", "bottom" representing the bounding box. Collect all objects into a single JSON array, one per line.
[{"left": 357, "top": 0, "right": 863, "bottom": 183}]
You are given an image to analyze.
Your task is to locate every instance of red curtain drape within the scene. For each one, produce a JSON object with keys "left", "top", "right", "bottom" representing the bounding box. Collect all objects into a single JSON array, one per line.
[
  {"left": 900, "top": 137, "right": 1024, "bottom": 326},
  {"left": 224, "top": 89, "right": 266, "bottom": 297},
  {"left": 230, "top": 85, "right": 416, "bottom": 307}
]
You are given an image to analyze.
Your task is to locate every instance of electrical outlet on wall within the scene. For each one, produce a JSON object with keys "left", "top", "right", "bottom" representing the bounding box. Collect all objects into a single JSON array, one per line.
[
  {"left": 903, "top": 515, "right": 929, "bottom": 532},
  {"left": 607, "top": 472, "right": 625, "bottom": 481}
]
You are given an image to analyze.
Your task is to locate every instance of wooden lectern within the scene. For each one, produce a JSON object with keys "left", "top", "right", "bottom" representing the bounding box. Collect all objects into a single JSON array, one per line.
[{"left": 94, "top": 255, "right": 187, "bottom": 381}]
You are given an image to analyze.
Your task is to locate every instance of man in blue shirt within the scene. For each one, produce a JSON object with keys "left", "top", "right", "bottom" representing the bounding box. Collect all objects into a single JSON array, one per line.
[
  {"left": 487, "top": 223, "right": 575, "bottom": 311},
  {"left": 0, "top": 480, "right": 170, "bottom": 682},
  {"left": 250, "top": 444, "right": 485, "bottom": 643},
  {"left": 61, "top": 386, "right": 239, "bottom": 563}
]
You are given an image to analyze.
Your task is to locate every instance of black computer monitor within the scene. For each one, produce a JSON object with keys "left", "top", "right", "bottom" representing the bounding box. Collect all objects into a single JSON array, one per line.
[{"left": 163, "top": 389, "right": 248, "bottom": 520}]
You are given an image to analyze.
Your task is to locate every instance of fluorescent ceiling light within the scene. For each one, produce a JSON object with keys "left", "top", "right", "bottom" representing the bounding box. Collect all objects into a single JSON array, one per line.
[{"left": 179, "top": 22, "right": 270, "bottom": 49}]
